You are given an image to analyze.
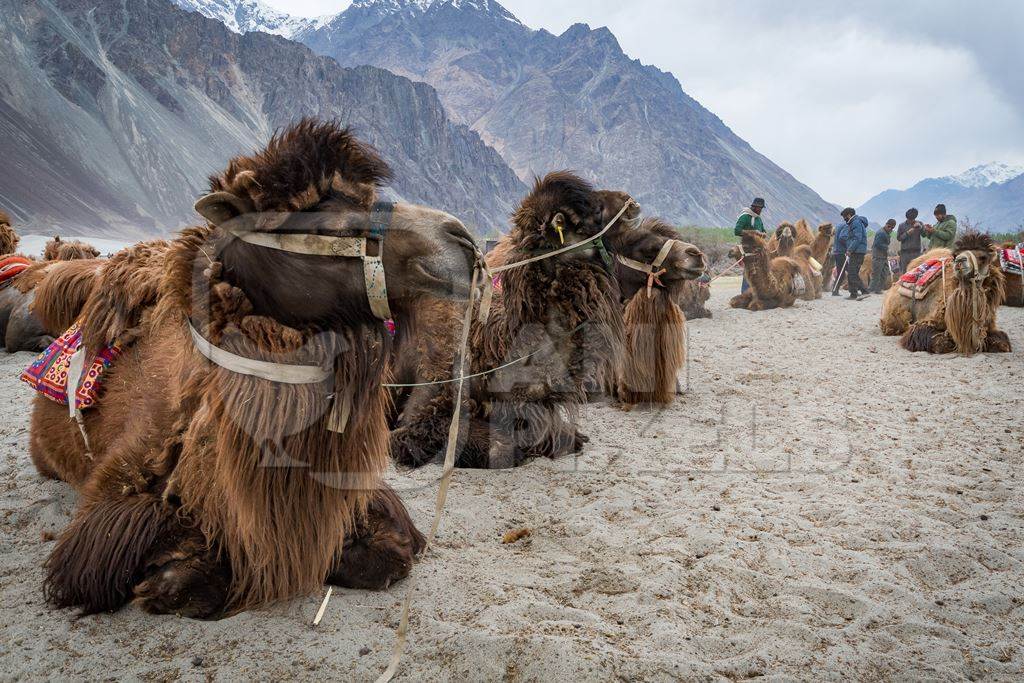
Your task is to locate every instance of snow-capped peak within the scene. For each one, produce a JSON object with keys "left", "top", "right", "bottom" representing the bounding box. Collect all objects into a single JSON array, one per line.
[
  {"left": 942, "top": 162, "right": 1024, "bottom": 188},
  {"left": 351, "top": 0, "right": 523, "bottom": 24},
  {"left": 171, "top": 0, "right": 327, "bottom": 38}
]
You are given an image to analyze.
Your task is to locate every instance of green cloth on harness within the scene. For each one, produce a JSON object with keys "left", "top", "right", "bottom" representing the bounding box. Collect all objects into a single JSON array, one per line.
[{"left": 734, "top": 210, "right": 765, "bottom": 237}]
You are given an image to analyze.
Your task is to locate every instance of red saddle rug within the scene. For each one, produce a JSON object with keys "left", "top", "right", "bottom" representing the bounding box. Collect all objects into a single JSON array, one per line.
[
  {"left": 900, "top": 258, "right": 945, "bottom": 286},
  {"left": 20, "top": 321, "right": 121, "bottom": 411},
  {"left": 0, "top": 256, "right": 31, "bottom": 288},
  {"left": 999, "top": 247, "right": 1023, "bottom": 275}
]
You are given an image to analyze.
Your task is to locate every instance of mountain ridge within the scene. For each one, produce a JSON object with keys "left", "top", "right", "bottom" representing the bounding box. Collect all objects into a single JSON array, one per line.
[
  {"left": 0, "top": 0, "right": 526, "bottom": 238},
  {"left": 179, "top": 0, "right": 841, "bottom": 227}
]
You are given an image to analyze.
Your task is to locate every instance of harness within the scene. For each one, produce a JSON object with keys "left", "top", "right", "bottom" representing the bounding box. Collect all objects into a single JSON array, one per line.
[
  {"left": 616, "top": 239, "right": 679, "bottom": 298},
  {"left": 189, "top": 201, "right": 400, "bottom": 433},
  {"left": 224, "top": 201, "right": 395, "bottom": 320}
]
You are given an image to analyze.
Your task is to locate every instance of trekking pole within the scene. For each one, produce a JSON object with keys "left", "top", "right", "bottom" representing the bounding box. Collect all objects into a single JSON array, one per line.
[{"left": 832, "top": 255, "right": 850, "bottom": 295}]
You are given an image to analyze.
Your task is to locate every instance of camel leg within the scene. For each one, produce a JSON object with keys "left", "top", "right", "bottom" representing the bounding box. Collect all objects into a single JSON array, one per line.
[
  {"left": 984, "top": 329, "right": 1012, "bottom": 353},
  {"left": 327, "top": 485, "right": 425, "bottom": 591},
  {"left": 729, "top": 291, "right": 753, "bottom": 309},
  {"left": 901, "top": 322, "right": 955, "bottom": 354},
  {"left": 45, "top": 493, "right": 185, "bottom": 615}
]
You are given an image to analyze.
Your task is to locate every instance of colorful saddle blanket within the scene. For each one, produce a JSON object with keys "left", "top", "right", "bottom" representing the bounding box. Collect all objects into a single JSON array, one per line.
[
  {"left": 898, "top": 258, "right": 945, "bottom": 300},
  {"left": 0, "top": 256, "right": 31, "bottom": 288},
  {"left": 20, "top": 321, "right": 121, "bottom": 411},
  {"left": 999, "top": 246, "right": 1023, "bottom": 276}
]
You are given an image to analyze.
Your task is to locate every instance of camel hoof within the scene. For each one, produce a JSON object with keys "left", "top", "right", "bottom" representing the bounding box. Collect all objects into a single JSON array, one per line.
[
  {"left": 133, "top": 558, "right": 229, "bottom": 620},
  {"left": 984, "top": 330, "right": 1012, "bottom": 353},
  {"left": 328, "top": 492, "right": 424, "bottom": 591}
]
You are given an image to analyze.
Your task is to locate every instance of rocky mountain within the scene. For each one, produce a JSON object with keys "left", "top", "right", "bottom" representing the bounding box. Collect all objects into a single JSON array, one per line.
[
  {"left": 173, "top": 0, "right": 837, "bottom": 227},
  {"left": 289, "top": 0, "right": 839, "bottom": 227},
  {"left": 0, "top": 0, "right": 525, "bottom": 238},
  {"left": 859, "top": 163, "right": 1024, "bottom": 232}
]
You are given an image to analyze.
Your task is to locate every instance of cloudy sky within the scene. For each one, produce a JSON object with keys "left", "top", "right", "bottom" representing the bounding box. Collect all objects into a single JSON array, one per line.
[{"left": 268, "top": 0, "right": 1024, "bottom": 205}]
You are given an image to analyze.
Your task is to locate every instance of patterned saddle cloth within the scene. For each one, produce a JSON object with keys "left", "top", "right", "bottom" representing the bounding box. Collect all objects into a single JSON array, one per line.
[
  {"left": 898, "top": 258, "right": 945, "bottom": 300},
  {"left": 0, "top": 256, "right": 31, "bottom": 288},
  {"left": 999, "top": 246, "right": 1023, "bottom": 276},
  {"left": 20, "top": 321, "right": 121, "bottom": 412}
]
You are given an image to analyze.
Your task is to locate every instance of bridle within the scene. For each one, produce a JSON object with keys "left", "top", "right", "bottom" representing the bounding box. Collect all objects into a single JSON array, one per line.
[
  {"left": 616, "top": 239, "right": 680, "bottom": 298},
  {"left": 223, "top": 201, "right": 396, "bottom": 320},
  {"left": 188, "top": 201, "right": 401, "bottom": 434}
]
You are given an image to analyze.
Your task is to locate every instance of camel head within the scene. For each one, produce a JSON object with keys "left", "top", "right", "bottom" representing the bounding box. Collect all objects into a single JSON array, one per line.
[
  {"left": 774, "top": 222, "right": 796, "bottom": 255},
  {"left": 951, "top": 232, "right": 999, "bottom": 285},
  {"left": 511, "top": 171, "right": 626, "bottom": 264},
  {"left": 0, "top": 211, "right": 18, "bottom": 256},
  {"left": 596, "top": 190, "right": 641, "bottom": 232},
  {"left": 818, "top": 223, "right": 834, "bottom": 240},
  {"left": 613, "top": 217, "right": 705, "bottom": 298},
  {"left": 740, "top": 229, "right": 770, "bottom": 255},
  {"left": 193, "top": 119, "right": 479, "bottom": 328},
  {"left": 728, "top": 244, "right": 743, "bottom": 262}
]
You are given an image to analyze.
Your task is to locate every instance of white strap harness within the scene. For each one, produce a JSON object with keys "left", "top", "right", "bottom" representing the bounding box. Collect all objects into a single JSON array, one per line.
[
  {"left": 185, "top": 202, "right": 399, "bottom": 433},
  {"left": 225, "top": 201, "right": 394, "bottom": 321}
]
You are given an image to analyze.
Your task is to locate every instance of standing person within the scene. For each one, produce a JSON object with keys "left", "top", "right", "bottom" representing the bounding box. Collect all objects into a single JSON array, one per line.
[
  {"left": 896, "top": 208, "right": 923, "bottom": 274},
  {"left": 840, "top": 207, "right": 869, "bottom": 299},
  {"left": 831, "top": 213, "right": 851, "bottom": 296},
  {"left": 869, "top": 219, "right": 896, "bottom": 293},
  {"left": 734, "top": 197, "right": 766, "bottom": 293},
  {"left": 923, "top": 204, "right": 957, "bottom": 249}
]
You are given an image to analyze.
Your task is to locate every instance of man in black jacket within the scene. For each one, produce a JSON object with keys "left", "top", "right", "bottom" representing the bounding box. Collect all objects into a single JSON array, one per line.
[{"left": 896, "top": 208, "right": 923, "bottom": 274}]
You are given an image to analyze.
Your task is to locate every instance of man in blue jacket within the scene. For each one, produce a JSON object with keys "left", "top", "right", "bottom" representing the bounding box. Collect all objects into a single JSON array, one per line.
[{"left": 840, "top": 207, "right": 869, "bottom": 299}]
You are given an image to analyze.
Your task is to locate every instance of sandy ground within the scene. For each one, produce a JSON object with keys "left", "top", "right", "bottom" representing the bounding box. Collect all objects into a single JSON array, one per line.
[{"left": 1, "top": 280, "right": 1022, "bottom": 681}]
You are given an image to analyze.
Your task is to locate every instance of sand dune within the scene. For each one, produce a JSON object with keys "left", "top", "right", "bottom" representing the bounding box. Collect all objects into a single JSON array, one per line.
[{"left": 1, "top": 284, "right": 1021, "bottom": 680}]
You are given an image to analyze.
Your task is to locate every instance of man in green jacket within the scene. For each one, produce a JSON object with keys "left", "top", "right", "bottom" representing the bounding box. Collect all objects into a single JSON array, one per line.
[
  {"left": 734, "top": 198, "right": 766, "bottom": 293},
  {"left": 924, "top": 204, "right": 957, "bottom": 249}
]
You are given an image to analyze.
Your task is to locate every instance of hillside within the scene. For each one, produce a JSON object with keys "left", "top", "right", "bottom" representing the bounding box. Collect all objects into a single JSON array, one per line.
[
  {"left": 0, "top": 0, "right": 525, "bottom": 238},
  {"left": 177, "top": 0, "right": 840, "bottom": 227}
]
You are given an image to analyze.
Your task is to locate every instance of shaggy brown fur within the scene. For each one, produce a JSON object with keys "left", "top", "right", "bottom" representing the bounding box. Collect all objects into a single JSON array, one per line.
[
  {"left": 607, "top": 217, "right": 704, "bottom": 406},
  {"left": 618, "top": 287, "right": 686, "bottom": 405},
  {"left": 392, "top": 172, "right": 626, "bottom": 469},
  {"left": 44, "top": 237, "right": 101, "bottom": 261},
  {"left": 29, "top": 120, "right": 470, "bottom": 618},
  {"left": 879, "top": 233, "right": 1011, "bottom": 355},
  {"left": 0, "top": 211, "right": 19, "bottom": 255},
  {"left": 30, "top": 259, "right": 104, "bottom": 335},
  {"left": 730, "top": 231, "right": 816, "bottom": 311}
]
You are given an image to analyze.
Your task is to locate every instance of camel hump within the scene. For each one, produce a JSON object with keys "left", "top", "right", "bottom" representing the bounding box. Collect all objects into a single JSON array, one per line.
[
  {"left": 77, "top": 240, "right": 172, "bottom": 351},
  {"left": 32, "top": 259, "right": 104, "bottom": 334}
]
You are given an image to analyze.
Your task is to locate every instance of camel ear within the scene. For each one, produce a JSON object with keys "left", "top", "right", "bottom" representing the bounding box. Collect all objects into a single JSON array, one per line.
[{"left": 194, "top": 192, "right": 253, "bottom": 226}]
